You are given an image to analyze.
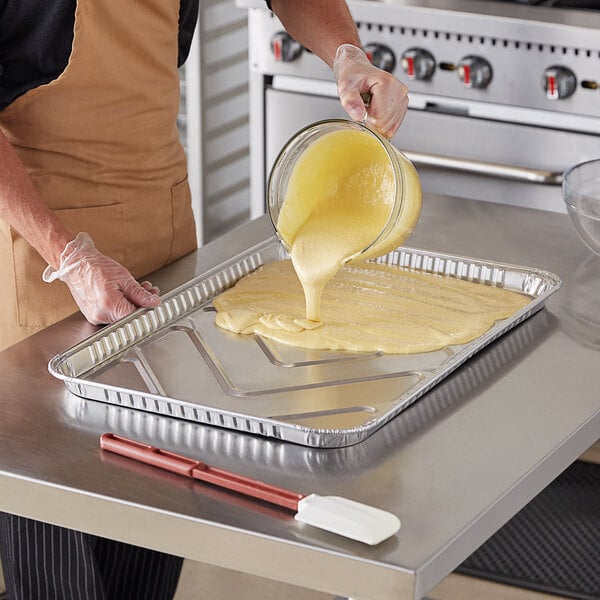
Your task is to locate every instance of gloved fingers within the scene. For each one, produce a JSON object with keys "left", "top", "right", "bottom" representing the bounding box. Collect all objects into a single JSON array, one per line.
[
  {"left": 121, "top": 278, "right": 162, "bottom": 309},
  {"left": 70, "top": 280, "right": 160, "bottom": 325},
  {"left": 337, "top": 82, "right": 369, "bottom": 123},
  {"left": 341, "top": 92, "right": 369, "bottom": 124},
  {"left": 101, "top": 290, "right": 146, "bottom": 324},
  {"left": 334, "top": 44, "right": 409, "bottom": 139},
  {"left": 337, "top": 75, "right": 409, "bottom": 138},
  {"left": 140, "top": 280, "right": 161, "bottom": 296},
  {"left": 75, "top": 290, "right": 138, "bottom": 325},
  {"left": 341, "top": 72, "right": 409, "bottom": 138},
  {"left": 334, "top": 45, "right": 372, "bottom": 122},
  {"left": 365, "top": 79, "right": 409, "bottom": 138}
]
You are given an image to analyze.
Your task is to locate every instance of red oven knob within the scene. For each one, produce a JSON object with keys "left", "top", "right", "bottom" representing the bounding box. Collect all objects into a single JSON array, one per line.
[
  {"left": 543, "top": 66, "right": 577, "bottom": 100},
  {"left": 363, "top": 43, "right": 396, "bottom": 73},
  {"left": 458, "top": 56, "right": 492, "bottom": 89},
  {"left": 400, "top": 48, "right": 435, "bottom": 81},
  {"left": 271, "top": 31, "right": 303, "bottom": 63}
]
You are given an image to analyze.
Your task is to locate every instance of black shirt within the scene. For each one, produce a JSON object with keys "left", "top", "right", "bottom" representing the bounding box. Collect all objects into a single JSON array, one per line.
[{"left": 0, "top": 0, "right": 199, "bottom": 111}]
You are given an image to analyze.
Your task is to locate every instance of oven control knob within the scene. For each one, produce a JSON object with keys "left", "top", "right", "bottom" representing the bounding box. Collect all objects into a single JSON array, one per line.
[
  {"left": 271, "top": 31, "right": 303, "bottom": 63},
  {"left": 364, "top": 43, "right": 396, "bottom": 73},
  {"left": 400, "top": 48, "right": 435, "bottom": 81},
  {"left": 457, "top": 56, "right": 492, "bottom": 89},
  {"left": 543, "top": 66, "right": 577, "bottom": 100}
]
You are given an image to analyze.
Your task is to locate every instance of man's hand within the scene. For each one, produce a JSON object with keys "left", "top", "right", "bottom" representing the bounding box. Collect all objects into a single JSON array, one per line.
[
  {"left": 333, "top": 44, "right": 409, "bottom": 139},
  {"left": 43, "top": 232, "right": 161, "bottom": 325}
]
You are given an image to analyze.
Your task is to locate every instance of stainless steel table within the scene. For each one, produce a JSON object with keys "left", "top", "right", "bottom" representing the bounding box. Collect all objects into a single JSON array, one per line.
[{"left": 1, "top": 194, "right": 598, "bottom": 600}]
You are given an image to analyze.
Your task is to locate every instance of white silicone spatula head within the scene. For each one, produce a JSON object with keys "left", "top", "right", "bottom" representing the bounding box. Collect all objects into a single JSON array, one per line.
[{"left": 295, "top": 493, "right": 401, "bottom": 545}]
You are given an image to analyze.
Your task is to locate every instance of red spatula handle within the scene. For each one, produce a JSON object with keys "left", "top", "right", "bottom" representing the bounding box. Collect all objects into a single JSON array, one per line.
[{"left": 100, "top": 433, "right": 303, "bottom": 511}]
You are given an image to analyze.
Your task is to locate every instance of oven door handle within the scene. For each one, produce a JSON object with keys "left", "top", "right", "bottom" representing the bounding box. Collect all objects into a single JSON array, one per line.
[{"left": 401, "top": 150, "right": 563, "bottom": 185}]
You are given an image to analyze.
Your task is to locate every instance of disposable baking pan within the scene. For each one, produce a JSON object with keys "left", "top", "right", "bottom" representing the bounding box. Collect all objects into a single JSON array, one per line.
[{"left": 49, "top": 239, "right": 561, "bottom": 448}]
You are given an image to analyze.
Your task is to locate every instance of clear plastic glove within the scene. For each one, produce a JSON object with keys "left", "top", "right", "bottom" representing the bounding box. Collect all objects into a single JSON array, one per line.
[
  {"left": 333, "top": 44, "right": 409, "bottom": 139},
  {"left": 42, "top": 232, "right": 161, "bottom": 325}
]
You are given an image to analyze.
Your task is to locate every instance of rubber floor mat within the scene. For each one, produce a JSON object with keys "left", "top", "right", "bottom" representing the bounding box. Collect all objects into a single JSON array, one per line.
[{"left": 457, "top": 460, "right": 600, "bottom": 599}]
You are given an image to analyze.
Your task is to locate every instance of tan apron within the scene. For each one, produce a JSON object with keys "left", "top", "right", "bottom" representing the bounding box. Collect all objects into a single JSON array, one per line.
[{"left": 0, "top": 0, "right": 197, "bottom": 351}]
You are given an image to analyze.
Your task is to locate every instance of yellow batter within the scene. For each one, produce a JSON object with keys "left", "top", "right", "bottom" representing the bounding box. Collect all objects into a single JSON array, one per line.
[
  {"left": 275, "top": 127, "right": 422, "bottom": 321},
  {"left": 214, "top": 125, "right": 528, "bottom": 354},
  {"left": 213, "top": 259, "right": 529, "bottom": 354}
]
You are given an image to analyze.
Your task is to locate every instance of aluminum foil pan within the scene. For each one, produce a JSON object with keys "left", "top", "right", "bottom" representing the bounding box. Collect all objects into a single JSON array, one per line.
[{"left": 49, "top": 239, "right": 562, "bottom": 448}]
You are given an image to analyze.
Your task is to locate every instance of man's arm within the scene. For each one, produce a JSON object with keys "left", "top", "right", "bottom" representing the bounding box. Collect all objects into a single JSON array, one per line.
[
  {"left": 269, "top": 0, "right": 409, "bottom": 138},
  {"left": 269, "top": 0, "right": 360, "bottom": 67},
  {"left": 0, "top": 129, "right": 161, "bottom": 325},
  {"left": 0, "top": 129, "right": 73, "bottom": 269}
]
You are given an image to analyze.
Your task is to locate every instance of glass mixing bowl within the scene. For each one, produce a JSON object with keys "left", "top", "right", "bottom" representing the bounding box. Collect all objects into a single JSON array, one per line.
[
  {"left": 562, "top": 159, "right": 600, "bottom": 258},
  {"left": 267, "top": 119, "right": 422, "bottom": 263}
]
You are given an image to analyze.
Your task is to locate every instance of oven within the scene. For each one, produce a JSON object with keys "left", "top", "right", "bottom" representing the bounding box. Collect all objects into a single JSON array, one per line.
[{"left": 244, "top": 0, "right": 600, "bottom": 218}]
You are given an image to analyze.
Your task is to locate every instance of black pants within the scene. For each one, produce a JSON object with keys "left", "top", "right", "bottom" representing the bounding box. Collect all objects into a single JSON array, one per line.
[{"left": 0, "top": 513, "right": 183, "bottom": 600}]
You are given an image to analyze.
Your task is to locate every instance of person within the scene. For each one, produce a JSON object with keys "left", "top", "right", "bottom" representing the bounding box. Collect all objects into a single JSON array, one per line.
[
  {"left": 0, "top": 0, "right": 408, "bottom": 355},
  {"left": 0, "top": 0, "right": 409, "bottom": 598}
]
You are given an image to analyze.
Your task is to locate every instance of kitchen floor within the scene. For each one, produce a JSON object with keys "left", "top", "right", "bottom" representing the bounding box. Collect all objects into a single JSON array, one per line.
[{"left": 173, "top": 561, "right": 570, "bottom": 600}]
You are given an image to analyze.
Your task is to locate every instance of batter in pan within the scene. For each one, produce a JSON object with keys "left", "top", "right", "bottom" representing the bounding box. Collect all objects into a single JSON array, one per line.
[
  {"left": 213, "top": 259, "right": 529, "bottom": 354},
  {"left": 214, "top": 127, "right": 528, "bottom": 354}
]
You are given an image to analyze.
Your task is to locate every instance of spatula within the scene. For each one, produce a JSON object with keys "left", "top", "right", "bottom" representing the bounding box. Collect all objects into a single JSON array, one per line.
[{"left": 100, "top": 433, "right": 400, "bottom": 545}]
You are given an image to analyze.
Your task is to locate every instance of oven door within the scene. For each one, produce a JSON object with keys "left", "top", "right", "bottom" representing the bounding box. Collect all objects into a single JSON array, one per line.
[{"left": 265, "top": 86, "right": 600, "bottom": 214}]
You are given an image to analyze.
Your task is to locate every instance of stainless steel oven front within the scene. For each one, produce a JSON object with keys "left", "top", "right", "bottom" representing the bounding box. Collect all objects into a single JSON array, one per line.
[{"left": 245, "top": 0, "right": 600, "bottom": 217}]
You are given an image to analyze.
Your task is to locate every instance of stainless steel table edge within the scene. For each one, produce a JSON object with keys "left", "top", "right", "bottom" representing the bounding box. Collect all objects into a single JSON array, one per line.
[{"left": 0, "top": 469, "right": 415, "bottom": 600}]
